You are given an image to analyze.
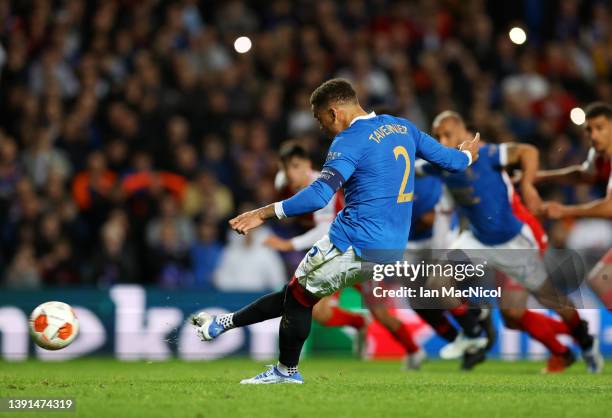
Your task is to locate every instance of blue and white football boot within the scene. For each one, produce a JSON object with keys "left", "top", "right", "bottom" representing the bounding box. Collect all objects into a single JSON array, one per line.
[
  {"left": 191, "top": 312, "right": 227, "bottom": 341},
  {"left": 239, "top": 365, "right": 304, "bottom": 385},
  {"left": 582, "top": 336, "right": 604, "bottom": 374}
]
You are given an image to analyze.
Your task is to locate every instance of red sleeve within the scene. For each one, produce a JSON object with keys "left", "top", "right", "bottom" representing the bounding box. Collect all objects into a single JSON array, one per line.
[{"left": 334, "top": 188, "right": 345, "bottom": 214}]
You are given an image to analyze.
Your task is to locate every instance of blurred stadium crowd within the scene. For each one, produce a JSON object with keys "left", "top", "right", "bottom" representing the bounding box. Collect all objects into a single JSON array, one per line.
[{"left": 0, "top": 0, "right": 611, "bottom": 289}]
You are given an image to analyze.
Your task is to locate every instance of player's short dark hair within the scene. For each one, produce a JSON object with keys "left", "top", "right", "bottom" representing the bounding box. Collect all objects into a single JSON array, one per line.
[
  {"left": 310, "top": 78, "right": 358, "bottom": 109},
  {"left": 279, "top": 141, "right": 310, "bottom": 164},
  {"left": 585, "top": 102, "right": 612, "bottom": 120}
]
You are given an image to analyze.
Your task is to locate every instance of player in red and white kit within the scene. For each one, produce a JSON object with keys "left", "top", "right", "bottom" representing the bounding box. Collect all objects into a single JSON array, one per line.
[
  {"left": 264, "top": 141, "right": 425, "bottom": 369},
  {"left": 538, "top": 102, "right": 612, "bottom": 315},
  {"left": 410, "top": 162, "right": 578, "bottom": 372},
  {"left": 471, "top": 138, "right": 596, "bottom": 373},
  {"left": 499, "top": 170, "right": 580, "bottom": 372},
  {"left": 417, "top": 114, "right": 601, "bottom": 373}
]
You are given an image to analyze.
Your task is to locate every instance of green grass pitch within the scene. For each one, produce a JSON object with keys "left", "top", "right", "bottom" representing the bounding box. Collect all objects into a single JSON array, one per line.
[{"left": 1, "top": 357, "right": 611, "bottom": 418}]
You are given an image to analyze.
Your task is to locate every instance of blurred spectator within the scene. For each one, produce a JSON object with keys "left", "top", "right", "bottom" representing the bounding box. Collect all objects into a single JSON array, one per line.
[
  {"left": 199, "top": 135, "right": 233, "bottom": 186},
  {"left": 31, "top": 210, "right": 79, "bottom": 285},
  {"left": 190, "top": 219, "right": 223, "bottom": 289},
  {"left": 29, "top": 47, "right": 79, "bottom": 98},
  {"left": 159, "top": 115, "right": 191, "bottom": 169},
  {"left": 0, "top": 41, "right": 5, "bottom": 75},
  {"left": 337, "top": 48, "right": 393, "bottom": 105},
  {"left": 35, "top": 211, "right": 63, "bottom": 258},
  {"left": 287, "top": 89, "right": 318, "bottom": 137},
  {"left": 4, "top": 245, "right": 41, "bottom": 289},
  {"left": 0, "top": 0, "right": 611, "bottom": 287},
  {"left": 22, "top": 124, "right": 71, "bottom": 189},
  {"left": 4, "top": 178, "right": 40, "bottom": 257},
  {"left": 183, "top": 170, "right": 234, "bottom": 219},
  {"left": 71, "top": 150, "right": 117, "bottom": 238},
  {"left": 174, "top": 143, "right": 199, "bottom": 179},
  {"left": 0, "top": 133, "right": 21, "bottom": 219},
  {"left": 89, "top": 214, "right": 139, "bottom": 286},
  {"left": 150, "top": 220, "right": 193, "bottom": 288},
  {"left": 214, "top": 225, "right": 286, "bottom": 292},
  {"left": 122, "top": 167, "right": 187, "bottom": 204},
  {"left": 72, "top": 151, "right": 116, "bottom": 213},
  {"left": 39, "top": 238, "right": 80, "bottom": 286},
  {"left": 147, "top": 192, "right": 195, "bottom": 249}
]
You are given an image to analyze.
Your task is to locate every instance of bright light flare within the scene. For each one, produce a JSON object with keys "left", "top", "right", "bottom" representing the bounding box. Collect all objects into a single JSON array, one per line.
[
  {"left": 234, "top": 36, "right": 252, "bottom": 53},
  {"left": 509, "top": 27, "right": 527, "bottom": 45},
  {"left": 570, "top": 107, "right": 586, "bottom": 125}
]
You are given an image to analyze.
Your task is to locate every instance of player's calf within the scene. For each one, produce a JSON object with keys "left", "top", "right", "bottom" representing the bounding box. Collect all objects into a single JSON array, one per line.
[
  {"left": 192, "top": 286, "right": 289, "bottom": 342},
  {"left": 587, "top": 252, "right": 612, "bottom": 312},
  {"left": 532, "top": 279, "right": 603, "bottom": 373}
]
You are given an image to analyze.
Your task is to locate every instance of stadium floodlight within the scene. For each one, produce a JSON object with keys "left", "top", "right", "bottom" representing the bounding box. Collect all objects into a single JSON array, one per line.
[
  {"left": 508, "top": 27, "right": 527, "bottom": 45},
  {"left": 570, "top": 107, "right": 586, "bottom": 125},
  {"left": 234, "top": 36, "right": 252, "bottom": 53}
]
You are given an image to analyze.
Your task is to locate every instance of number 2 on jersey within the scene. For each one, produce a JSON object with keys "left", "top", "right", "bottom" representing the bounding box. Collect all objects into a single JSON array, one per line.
[{"left": 393, "top": 145, "right": 413, "bottom": 203}]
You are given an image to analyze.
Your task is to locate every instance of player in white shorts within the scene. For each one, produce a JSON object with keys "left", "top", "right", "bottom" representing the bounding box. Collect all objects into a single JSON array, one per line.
[
  {"left": 265, "top": 141, "right": 425, "bottom": 368},
  {"left": 192, "top": 79, "right": 479, "bottom": 384},
  {"left": 420, "top": 110, "right": 603, "bottom": 373}
]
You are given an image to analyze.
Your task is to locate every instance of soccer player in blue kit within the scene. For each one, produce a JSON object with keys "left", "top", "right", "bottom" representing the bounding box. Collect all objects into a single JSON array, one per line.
[
  {"left": 407, "top": 173, "right": 496, "bottom": 370},
  {"left": 421, "top": 110, "right": 603, "bottom": 373},
  {"left": 191, "top": 79, "right": 480, "bottom": 384}
]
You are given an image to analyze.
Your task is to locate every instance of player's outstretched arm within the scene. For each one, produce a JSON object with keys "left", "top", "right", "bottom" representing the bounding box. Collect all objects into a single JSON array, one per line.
[
  {"left": 534, "top": 148, "right": 597, "bottom": 185},
  {"left": 543, "top": 196, "right": 612, "bottom": 220},
  {"left": 229, "top": 179, "right": 335, "bottom": 235},
  {"left": 263, "top": 234, "right": 295, "bottom": 251},
  {"left": 535, "top": 165, "right": 596, "bottom": 185},
  {"left": 229, "top": 204, "right": 276, "bottom": 235},
  {"left": 415, "top": 127, "right": 479, "bottom": 171},
  {"left": 504, "top": 143, "right": 542, "bottom": 214}
]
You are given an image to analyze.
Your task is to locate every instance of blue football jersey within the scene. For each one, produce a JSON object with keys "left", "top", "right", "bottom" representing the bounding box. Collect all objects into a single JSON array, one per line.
[
  {"left": 280, "top": 113, "right": 470, "bottom": 261},
  {"left": 420, "top": 143, "right": 523, "bottom": 245},
  {"left": 411, "top": 173, "right": 443, "bottom": 220},
  {"left": 409, "top": 173, "right": 442, "bottom": 241}
]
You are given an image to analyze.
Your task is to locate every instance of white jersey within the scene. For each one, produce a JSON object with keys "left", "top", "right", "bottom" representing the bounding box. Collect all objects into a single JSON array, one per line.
[
  {"left": 406, "top": 185, "right": 459, "bottom": 251},
  {"left": 274, "top": 170, "right": 340, "bottom": 251},
  {"left": 581, "top": 147, "right": 612, "bottom": 194}
]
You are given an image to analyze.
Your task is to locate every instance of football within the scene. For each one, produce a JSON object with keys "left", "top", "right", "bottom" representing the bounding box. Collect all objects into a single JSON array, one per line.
[{"left": 29, "top": 301, "right": 79, "bottom": 350}]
